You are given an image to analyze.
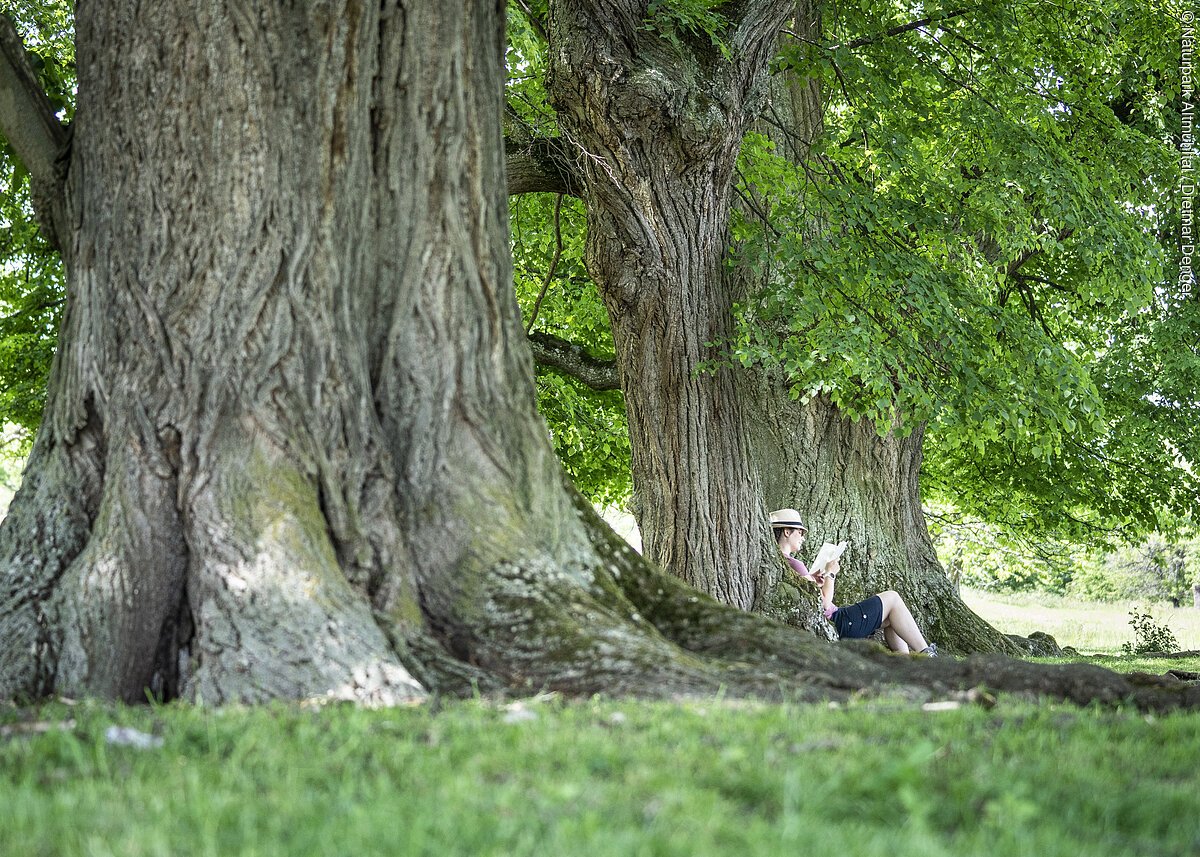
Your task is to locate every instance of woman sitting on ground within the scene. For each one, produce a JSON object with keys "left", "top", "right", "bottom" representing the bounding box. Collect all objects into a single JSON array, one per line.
[{"left": 770, "top": 508, "right": 938, "bottom": 656}]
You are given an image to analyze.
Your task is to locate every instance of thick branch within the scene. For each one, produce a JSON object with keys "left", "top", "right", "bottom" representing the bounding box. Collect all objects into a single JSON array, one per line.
[
  {"left": 0, "top": 15, "right": 69, "bottom": 247},
  {"left": 732, "top": 0, "right": 797, "bottom": 53},
  {"left": 996, "top": 226, "right": 1075, "bottom": 308},
  {"left": 525, "top": 194, "right": 564, "bottom": 334},
  {"left": 505, "top": 137, "right": 583, "bottom": 197},
  {"left": 728, "top": 0, "right": 798, "bottom": 109},
  {"left": 527, "top": 332, "right": 621, "bottom": 391},
  {"left": 839, "top": 8, "right": 971, "bottom": 51}
]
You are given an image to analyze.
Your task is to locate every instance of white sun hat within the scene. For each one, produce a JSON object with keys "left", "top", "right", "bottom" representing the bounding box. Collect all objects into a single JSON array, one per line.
[{"left": 768, "top": 508, "right": 808, "bottom": 534}]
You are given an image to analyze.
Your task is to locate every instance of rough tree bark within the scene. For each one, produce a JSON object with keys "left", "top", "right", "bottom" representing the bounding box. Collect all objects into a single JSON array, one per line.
[
  {"left": 0, "top": 3, "right": 1193, "bottom": 712},
  {"left": 0, "top": 0, "right": 779, "bottom": 705},
  {"left": 540, "top": 0, "right": 1010, "bottom": 651},
  {"left": 545, "top": 0, "right": 795, "bottom": 609}
]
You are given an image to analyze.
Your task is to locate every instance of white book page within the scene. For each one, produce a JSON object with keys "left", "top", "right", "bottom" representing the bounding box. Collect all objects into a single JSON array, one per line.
[{"left": 809, "top": 541, "right": 848, "bottom": 575}]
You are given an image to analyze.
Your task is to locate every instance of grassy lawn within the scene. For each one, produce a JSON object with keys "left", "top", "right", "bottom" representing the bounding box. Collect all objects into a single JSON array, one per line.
[
  {"left": 962, "top": 587, "right": 1200, "bottom": 654},
  {"left": 2, "top": 688, "right": 1199, "bottom": 857}
]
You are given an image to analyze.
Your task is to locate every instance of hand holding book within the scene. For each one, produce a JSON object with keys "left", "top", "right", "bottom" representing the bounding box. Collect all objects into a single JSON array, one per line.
[{"left": 809, "top": 541, "right": 848, "bottom": 577}]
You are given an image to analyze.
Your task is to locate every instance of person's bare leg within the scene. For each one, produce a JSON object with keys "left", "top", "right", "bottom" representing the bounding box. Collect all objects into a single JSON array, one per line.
[
  {"left": 884, "top": 626, "right": 910, "bottom": 653},
  {"left": 878, "top": 590, "right": 929, "bottom": 652}
]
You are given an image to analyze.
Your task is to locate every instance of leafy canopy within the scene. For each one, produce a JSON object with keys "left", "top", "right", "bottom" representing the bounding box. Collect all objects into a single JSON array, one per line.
[
  {"left": 505, "top": 0, "right": 1194, "bottom": 541},
  {"left": 731, "top": 0, "right": 1194, "bottom": 538},
  {"left": 0, "top": 0, "right": 1192, "bottom": 547}
]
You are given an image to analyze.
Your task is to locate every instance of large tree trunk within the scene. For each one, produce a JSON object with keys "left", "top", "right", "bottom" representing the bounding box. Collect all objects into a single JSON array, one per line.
[
  {"left": 0, "top": 0, "right": 770, "bottom": 705},
  {"left": 546, "top": 0, "right": 794, "bottom": 609}
]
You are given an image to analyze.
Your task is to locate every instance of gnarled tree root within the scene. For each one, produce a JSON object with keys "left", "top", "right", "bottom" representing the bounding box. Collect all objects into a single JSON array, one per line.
[{"left": 398, "top": 493, "right": 1200, "bottom": 713}]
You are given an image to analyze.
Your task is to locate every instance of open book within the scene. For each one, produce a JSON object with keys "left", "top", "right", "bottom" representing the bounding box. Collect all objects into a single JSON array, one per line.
[{"left": 809, "top": 541, "right": 848, "bottom": 576}]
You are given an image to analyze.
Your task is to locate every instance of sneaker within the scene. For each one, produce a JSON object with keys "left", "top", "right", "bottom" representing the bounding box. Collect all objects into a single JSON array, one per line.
[{"left": 920, "top": 643, "right": 939, "bottom": 657}]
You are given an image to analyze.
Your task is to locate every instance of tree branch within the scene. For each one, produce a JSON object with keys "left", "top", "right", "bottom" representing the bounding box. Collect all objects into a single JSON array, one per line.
[
  {"left": 511, "top": 0, "right": 549, "bottom": 43},
  {"left": 1004, "top": 227, "right": 1075, "bottom": 277},
  {"left": 505, "top": 136, "right": 584, "bottom": 197},
  {"left": 525, "top": 194, "right": 565, "bottom": 334},
  {"left": 993, "top": 226, "right": 1074, "bottom": 306},
  {"left": 729, "top": 0, "right": 798, "bottom": 106},
  {"left": 837, "top": 8, "right": 971, "bottom": 51},
  {"left": 0, "top": 14, "right": 69, "bottom": 249},
  {"left": 527, "top": 332, "right": 621, "bottom": 392},
  {"left": 1011, "top": 273, "right": 1071, "bottom": 293}
]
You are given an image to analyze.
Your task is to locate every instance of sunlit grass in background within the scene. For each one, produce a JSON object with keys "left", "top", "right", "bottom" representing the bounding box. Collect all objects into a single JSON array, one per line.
[{"left": 962, "top": 586, "right": 1200, "bottom": 654}]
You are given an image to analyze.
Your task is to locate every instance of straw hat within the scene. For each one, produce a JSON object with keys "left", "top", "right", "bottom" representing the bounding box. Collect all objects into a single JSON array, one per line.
[{"left": 768, "top": 508, "right": 808, "bottom": 534}]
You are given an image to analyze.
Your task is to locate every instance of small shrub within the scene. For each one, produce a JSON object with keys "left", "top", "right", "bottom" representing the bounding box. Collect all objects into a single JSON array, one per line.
[{"left": 1120, "top": 608, "right": 1179, "bottom": 655}]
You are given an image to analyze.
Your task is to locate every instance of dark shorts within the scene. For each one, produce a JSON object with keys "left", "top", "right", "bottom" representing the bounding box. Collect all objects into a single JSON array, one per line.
[{"left": 832, "top": 594, "right": 884, "bottom": 639}]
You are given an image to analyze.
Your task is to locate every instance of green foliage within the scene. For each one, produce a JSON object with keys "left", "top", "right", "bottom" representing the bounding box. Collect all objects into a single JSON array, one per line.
[
  {"left": 509, "top": 190, "right": 633, "bottom": 508},
  {"left": 534, "top": 372, "right": 632, "bottom": 507},
  {"left": 927, "top": 504, "right": 1081, "bottom": 594},
  {"left": 1068, "top": 529, "right": 1200, "bottom": 604},
  {"left": 505, "top": 0, "right": 554, "bottom": 137},
  {"left": 0, "top": 156, "right": 62, "bottom": 445},
  {"left": 3, "top": 695, "right": 1200, "bottom": 856},
  {"left": 0, "top": 1, "right": 75, "bottom": 448},
  {"left": 2, "top": 1, "right": 75, "bottom": 120},
  {"left": 924, "top": 287, "right": 1200, "bottom": 542},
  {"left": 914, "top": 0, "right": 1197, "bottom": 540},
  {"left": 935, "top": 502, "right": 1200, "bottom": 602},
  {"left": 643, "top": 0, "right": 734, "bottom": 58},
  {"left": 1121, "top": 607, "right": 1181, "bottom": 655},
  {"left": 731, "top": 0, "right": 1193, "bottom": 538}
]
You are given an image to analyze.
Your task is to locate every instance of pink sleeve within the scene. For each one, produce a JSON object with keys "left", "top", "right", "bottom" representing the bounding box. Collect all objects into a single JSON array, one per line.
[{"left": 784, "top": 555, "right": 808, "bottom": 576}]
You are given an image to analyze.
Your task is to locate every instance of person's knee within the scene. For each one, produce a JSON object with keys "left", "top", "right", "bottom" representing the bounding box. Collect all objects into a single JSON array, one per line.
[{"left": 879, "top": 589, "right": 900, "bottom": 607}]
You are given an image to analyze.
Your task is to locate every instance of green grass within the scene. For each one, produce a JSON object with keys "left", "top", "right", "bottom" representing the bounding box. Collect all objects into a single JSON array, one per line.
[
  {"left": 3, "top": 592, "right": 1199, "bottom": 856},
  {"left": 3, "top": 692, "right": 1200, "bottom": 857},
  {"left": 962, "top": 586, "right": 1200, "bottom": 654}
]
